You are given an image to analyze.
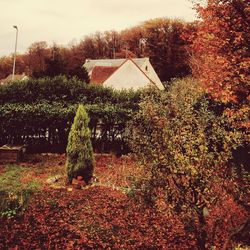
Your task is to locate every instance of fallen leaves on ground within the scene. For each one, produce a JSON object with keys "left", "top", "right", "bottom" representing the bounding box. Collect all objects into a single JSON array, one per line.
[
  {"left": 0, "top": 154, "right": 195, "bottom": 249},
  {"left": 0, "top": 186, "right": 194, "bottom": 249}
]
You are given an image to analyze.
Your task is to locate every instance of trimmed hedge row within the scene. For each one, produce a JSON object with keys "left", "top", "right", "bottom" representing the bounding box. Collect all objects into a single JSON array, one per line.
[
  {"left": 0, "top": 76, "right": 141, "bottom": 108},
  {"left": 0, "top": 102, "right": 133, "bottom": 153},
  {"left": 0, "top": 77, "right": 141, "bottom": 153}
]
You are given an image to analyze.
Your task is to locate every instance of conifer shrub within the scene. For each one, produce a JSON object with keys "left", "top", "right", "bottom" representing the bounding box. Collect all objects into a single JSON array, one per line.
[{"left": 66, "top": 104, "right": 94, "bottom": 184}]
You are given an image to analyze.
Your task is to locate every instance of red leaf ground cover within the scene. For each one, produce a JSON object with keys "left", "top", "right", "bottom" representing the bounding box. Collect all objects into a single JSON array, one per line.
[
  {"left": 0, "top": 154, "right": 195, "bottom": 249},
  {"left": 0, "top": 186, "right": 194, "bottom": 249},
  {"left": 0, "top": 154, "right": 248, "bottom": 249}
]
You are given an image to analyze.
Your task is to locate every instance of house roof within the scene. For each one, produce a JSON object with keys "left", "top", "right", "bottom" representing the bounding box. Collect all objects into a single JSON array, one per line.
[
  {"left": 90, "top": 58, "right": 158, "bottom": 88},
  {"left": 84, "top": 57, "right": 149, "bottom": 73},
  {"left": 102, "top": 58, "right": 158, "bottom": 88},
  {"left": 84, "top": 57, "right": 163, "bottom": 89},
  {"left": 0, "top": 74, "right": 28, "bottom": 85},
  {"left": 129, "top": 58, "right": 158, "bottom": 87},
  {"left": 90, "top": 66, "right": 119, "bottom": 85}
]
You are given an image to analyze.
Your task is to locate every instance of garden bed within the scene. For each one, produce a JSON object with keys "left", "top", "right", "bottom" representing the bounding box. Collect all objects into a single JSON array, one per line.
[{"left": 0, "top": 145, "right": 26, "bottom": 163}]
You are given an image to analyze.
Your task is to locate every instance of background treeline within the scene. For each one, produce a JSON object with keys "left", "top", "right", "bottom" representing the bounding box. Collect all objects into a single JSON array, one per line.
[
  {"left": 0, "top": 18, "right": 194, "bottom": 82},
  {"left": 0, "top": 76, "right": 141, "bottom": 153}
]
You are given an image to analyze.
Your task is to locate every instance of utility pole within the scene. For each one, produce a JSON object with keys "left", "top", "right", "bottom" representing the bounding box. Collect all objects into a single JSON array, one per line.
[
  {"left": 139, "top": 38, "right": 147, "bottom": 58},
  {"left": 12, "top": 25, "right": 18, "bottom": 80},
  {"left": 125, "top": 45, "right": 128, "bottom": 59},
  {"left": 113, "top": 34, "right": 116, "bottom": 59}
]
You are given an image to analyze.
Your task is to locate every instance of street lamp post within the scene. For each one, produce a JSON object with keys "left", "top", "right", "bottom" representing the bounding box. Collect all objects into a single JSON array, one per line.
[{"left": 12, "top": 25, "right": 18, "bottom": 80}]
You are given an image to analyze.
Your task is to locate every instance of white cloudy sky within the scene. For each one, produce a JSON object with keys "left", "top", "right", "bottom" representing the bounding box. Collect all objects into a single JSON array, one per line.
[{"left": 0, "top": 0, "right": 197, "bottom": 56}]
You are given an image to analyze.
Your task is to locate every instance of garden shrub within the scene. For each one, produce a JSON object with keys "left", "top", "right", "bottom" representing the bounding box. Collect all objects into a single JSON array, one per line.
[
  {"left": 128, "top": 77, "right": 246, "bottom": 249},
  {"left": 66, "top": 105, "right": 94, "bottom": 184}
]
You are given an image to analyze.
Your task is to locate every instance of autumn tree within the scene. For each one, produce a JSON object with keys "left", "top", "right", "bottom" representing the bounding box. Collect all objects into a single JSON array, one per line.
[
  {"left": 190, "top": 0, "right": 250, "bottom": 104},
  {"left": 0, "top": 55, "right": 27, "bottom": 79},
  {"left": 0, "top": 56, "right": 14, "bottom": 79},
  {"left": 140, "top": 18, "right": 191, "bottom": 82},
  {"left": 189, "top": 0, "right": 250, "bottom": 215},
  {"left": 120, "top": 26, "right": 144, "bottom": 57},
  {"left": 81, "top": 36, "right": 98, "bottom": 60},
  {"left": 26, "top": 41, "right": 50, "bottom": 77},
  {"left": 44, "top": 44, "right": 65, "bottom": 77},
  {"left": 66, "top": 105, "right": 94, "bottom": 184},
  {"left": 92, "top": 32, "right": 109, "bottom": 58},
  {"left": 0, "top": 18, "right": 194, "bottom": 82},
  {"left": 103, "top": 30, "right": 122, "bottom": 59},
  {"left": 61, "top": 41, "right": 88, "bottom": 80}
]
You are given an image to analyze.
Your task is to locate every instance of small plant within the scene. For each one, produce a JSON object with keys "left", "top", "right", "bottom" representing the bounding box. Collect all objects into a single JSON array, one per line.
[
  {"left": 66, "top": 104, "right": 94, "bottom": 184},
  {"left": 0, "top": 165, "right": 40, "bottom": 218},
  {"left": 1, "top": 208, "right": 17, "bottom": 218},
  {"left": 47, "top": 199, "right": 59, "bottom": 209}
]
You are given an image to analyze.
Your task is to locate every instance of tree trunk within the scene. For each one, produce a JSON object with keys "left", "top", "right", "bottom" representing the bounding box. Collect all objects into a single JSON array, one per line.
[{"left": 197, "top": 210, "right": 207, "bottom": 250}]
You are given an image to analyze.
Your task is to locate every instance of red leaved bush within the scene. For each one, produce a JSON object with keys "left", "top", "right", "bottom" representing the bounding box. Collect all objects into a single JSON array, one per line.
[{"left": 207, "top": 195, "right": 248, "bottom": 249}]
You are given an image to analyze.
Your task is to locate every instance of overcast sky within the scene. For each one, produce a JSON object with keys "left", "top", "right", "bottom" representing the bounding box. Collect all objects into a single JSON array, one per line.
[{"left": 0, "top": 0, "right": 197, "bottom": 57}]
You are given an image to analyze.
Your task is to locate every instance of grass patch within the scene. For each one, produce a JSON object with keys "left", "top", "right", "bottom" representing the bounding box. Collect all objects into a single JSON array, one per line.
[{"left": 0, "top": 165, "right": 40, "bottom": 218}]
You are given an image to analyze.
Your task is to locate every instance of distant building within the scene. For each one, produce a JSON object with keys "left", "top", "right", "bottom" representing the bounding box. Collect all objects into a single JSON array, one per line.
[
  {"left": 83, "top": 58, "right": 164, "bottom": 90},
  {"left": 0, "top": 73, "right": 29, "bottom": 85}
]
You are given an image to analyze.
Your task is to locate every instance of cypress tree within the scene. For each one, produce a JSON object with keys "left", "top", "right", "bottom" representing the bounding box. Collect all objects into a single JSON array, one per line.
[{"left": 66, "top": 104, "right": 94, "bottom": 184}]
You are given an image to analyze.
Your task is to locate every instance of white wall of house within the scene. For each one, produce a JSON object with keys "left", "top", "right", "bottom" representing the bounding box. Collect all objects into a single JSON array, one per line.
[
  {"left": 22, "top": 76, "right": 29, "bottom": 81},
  {"left": 103, "top": 60, "right": 151, "bottom": 90},
  {"left": 140, "top": 59, "right": 164, "bottom": 90}
]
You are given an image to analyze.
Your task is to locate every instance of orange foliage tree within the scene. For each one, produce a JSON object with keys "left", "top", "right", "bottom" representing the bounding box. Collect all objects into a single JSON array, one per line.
[
  {"left": 190, "top": 0, "right": 250, "bottom": 104},
  {"left": 0, "top": 18, "right": 193, "bottom": 82},
  {"left": 0, "top": 54, "right": 27, "bottom": 79}
]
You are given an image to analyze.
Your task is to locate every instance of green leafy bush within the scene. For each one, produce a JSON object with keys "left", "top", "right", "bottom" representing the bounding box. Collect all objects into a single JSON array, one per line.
[
  {"left": 66, "top": 105, "right": 94, "bottom": 184},
  {"left": 128, "top": 77, "right": 244, "bottom": 248}
]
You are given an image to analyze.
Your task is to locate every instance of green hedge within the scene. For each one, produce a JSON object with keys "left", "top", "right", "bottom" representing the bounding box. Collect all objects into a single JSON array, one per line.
[
  {"left": 0, "top": 76, "right": 141, "bottom": 108},
  {"left": 0, "top": 102, "right": 133, "bottom": 153},
  {"left": 0, "top": 76, "right": 141, "bottom": 153}
]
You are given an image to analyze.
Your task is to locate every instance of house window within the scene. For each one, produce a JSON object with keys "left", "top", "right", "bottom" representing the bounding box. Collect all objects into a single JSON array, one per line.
[{"left": 145, "top": 66, "right": 148, "bottom": 71}]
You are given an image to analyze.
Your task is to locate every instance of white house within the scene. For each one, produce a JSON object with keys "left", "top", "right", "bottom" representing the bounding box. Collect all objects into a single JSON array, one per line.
[
  {"left": 0, "top": 73, "right": 29, "bottom": 85},
  {"left": 83, "top": 58, "right": 164, "bottom": 90}
]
